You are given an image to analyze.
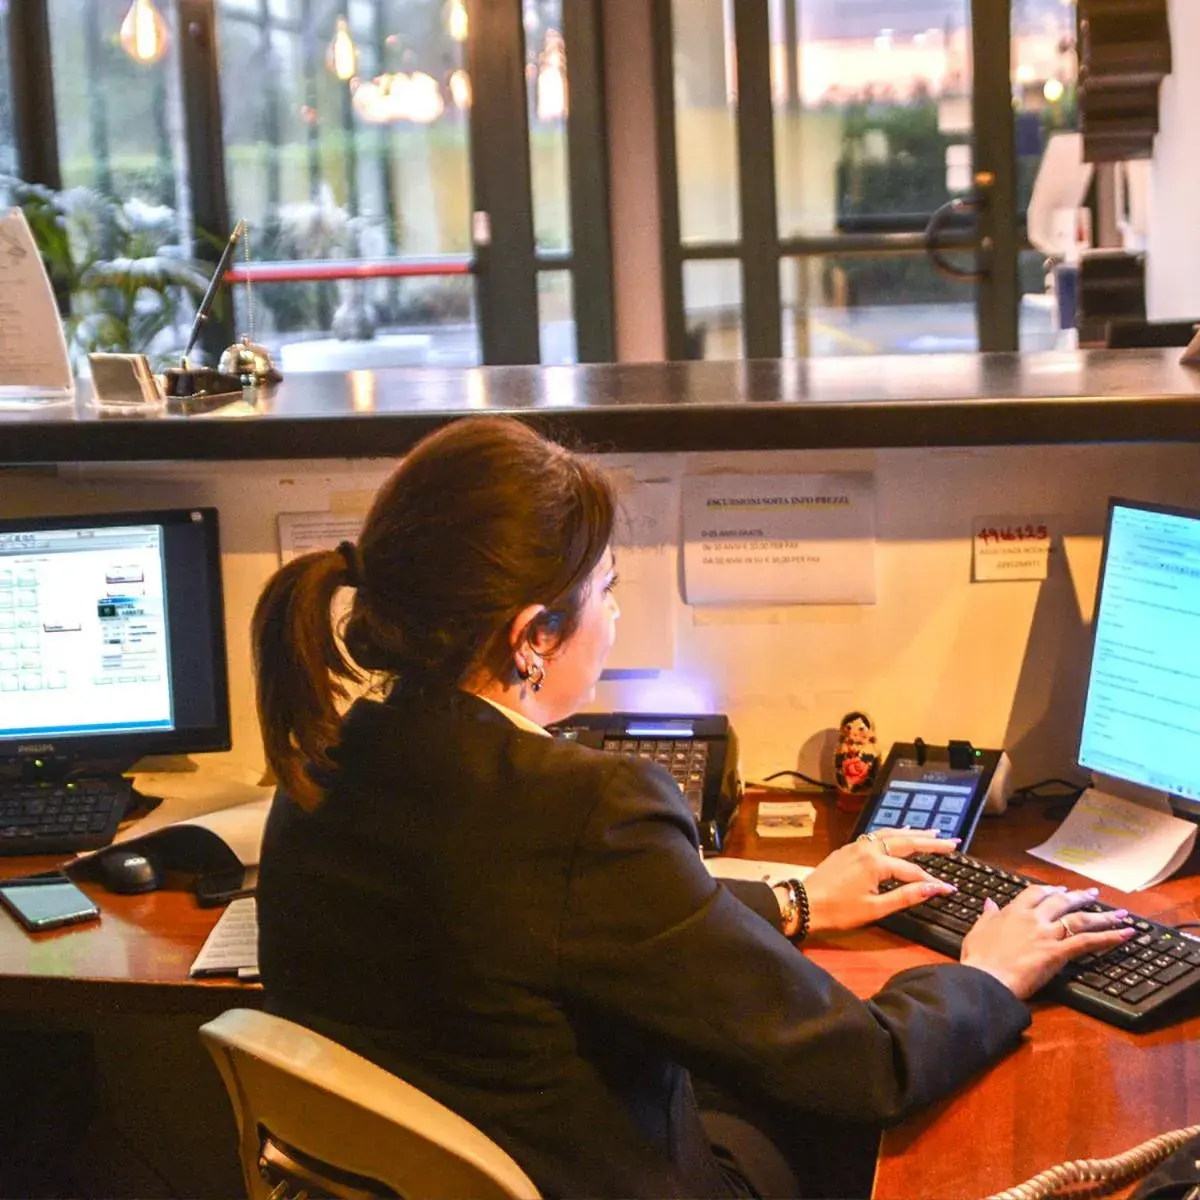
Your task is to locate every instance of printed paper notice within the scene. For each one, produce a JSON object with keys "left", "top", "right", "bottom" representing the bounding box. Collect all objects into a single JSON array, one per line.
[
  {"left": 0, "top": 208, "right": 73, "bottom": 395},
  {"left": 277, "top": 511, "right": 364, "bottom": 564},
  {"left": 1028, "top": 787, "right": 1198, "bottom": 891},
  {"left": 972, "top": 515, "right": 1052, "bottom": 582},
  {"left": 681, "top": 473, "right": 875, "bottom": 606}
]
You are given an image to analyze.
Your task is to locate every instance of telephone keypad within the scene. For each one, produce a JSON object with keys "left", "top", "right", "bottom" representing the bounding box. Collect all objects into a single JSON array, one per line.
[{"left": 603, "top": 737, "right": 710, "bottom": 818}]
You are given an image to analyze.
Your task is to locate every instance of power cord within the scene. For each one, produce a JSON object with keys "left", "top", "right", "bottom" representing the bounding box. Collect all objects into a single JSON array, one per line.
[
  {"left": 1007, "top": 777, "right": 1086, "bottom": 820},
  {"left": 984, "top": 1122, "right": 1200, "bottom": 1200},
  {"left": 757, "top": 769, "right": 837, "bottom": 792}
]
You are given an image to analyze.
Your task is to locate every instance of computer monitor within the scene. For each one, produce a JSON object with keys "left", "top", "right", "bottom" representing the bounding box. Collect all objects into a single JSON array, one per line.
[
  {"left": 0, "top": 508, "right": 230, "bottom": 777},
  {"left": 1078, "top": 497, "right": 1200, "bottom": 820}
]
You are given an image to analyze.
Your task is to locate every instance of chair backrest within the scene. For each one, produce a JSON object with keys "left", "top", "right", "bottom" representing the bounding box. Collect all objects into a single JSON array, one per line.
[{"left": 199, "top": 1008, "right": 540, "bottom": 1200}]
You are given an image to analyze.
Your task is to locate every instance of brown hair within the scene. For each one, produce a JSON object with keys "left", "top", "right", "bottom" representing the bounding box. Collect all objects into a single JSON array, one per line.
[{"left": 251, "top": 416, "right": 615, "bottom": 809}]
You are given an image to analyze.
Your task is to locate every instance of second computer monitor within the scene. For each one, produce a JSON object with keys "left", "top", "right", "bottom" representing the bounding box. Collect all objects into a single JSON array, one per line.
[{"left": 1078, "top": 497, "right": 1200, "bottom": 820}]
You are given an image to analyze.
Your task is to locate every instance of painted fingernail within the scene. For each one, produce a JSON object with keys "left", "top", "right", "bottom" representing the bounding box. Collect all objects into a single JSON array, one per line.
[
  {"left": 1121, "top": 927, "right": 1137, "bottom": 938},
  {"left": 926, "top": 881, "right": 955, "bottom": 895},
  {"left": 1113, "top": 908, "right": 1129, "bottom": 919},
  {"left": 1087, "top": 888, "right": 1100, "bottom": 895}
]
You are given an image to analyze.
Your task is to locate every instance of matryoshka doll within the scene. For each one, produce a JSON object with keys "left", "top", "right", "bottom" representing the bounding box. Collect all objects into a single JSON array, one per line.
[{"left": 834, "top": 710, "right": 880, "bottom": 813}]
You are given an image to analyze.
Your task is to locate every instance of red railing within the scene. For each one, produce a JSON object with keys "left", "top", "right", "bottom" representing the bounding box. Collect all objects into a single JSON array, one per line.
[{"left": 224, "top": 256, "right": 474, "bottom": 285}]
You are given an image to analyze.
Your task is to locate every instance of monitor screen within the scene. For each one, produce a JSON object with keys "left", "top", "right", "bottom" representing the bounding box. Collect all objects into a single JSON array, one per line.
[
  {"left": 1078, "top": 498, "right": 1200, "bottom": 818},
  {"left": 0, "top": 508, "right": 230, "bottom": 767}
]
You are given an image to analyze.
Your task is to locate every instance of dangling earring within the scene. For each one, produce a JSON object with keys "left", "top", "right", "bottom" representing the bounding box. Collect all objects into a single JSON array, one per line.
[{"left": 517, "top": 653, "right": 546, "bottom": 693}]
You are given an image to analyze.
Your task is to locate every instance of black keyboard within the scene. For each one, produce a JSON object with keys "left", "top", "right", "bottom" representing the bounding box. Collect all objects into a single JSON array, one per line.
[
  {"left": 0, "top": 777, "right": 128, "bottom": 855},
  {"left": 879, "top": 850, "right": 1200, "bottom": 1030}
]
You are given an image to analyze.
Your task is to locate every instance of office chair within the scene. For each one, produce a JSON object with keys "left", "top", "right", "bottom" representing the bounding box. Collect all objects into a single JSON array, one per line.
[{"left": 199, "top": 1008, "right": 541, "bottom": 1200}]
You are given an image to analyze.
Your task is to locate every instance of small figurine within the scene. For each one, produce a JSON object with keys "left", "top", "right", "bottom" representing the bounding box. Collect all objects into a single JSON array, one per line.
[{"left": 834, "top": 710, "right": 880, "bottom": 813}]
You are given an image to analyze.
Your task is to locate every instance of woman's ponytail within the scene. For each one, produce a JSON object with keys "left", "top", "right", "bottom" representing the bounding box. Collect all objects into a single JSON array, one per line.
[{"left": 251, "top": 549, "right": 362, "bottom": 810}]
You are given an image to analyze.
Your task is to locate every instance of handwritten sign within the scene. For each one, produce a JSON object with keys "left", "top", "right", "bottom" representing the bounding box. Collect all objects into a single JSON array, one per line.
[
  {"left": 972, "top": 514, "right": 1052, "bottom": 582},
  {"left": 681, "top": 473, "right": 876, "bottom": 606},
  {"left": 0, "top": 208, "right": 73, "bottom": 400}
]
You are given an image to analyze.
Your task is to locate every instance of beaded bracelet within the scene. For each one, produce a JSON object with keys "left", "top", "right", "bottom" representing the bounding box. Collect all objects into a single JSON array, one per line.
[{"left": 777, "top": 878, "right": 811, "bottom": 942}]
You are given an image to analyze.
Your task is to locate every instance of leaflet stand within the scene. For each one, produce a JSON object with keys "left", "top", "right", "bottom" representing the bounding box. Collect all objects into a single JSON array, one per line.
[{"left": 0, "top": 208, "right": 74, "bottom": 408}]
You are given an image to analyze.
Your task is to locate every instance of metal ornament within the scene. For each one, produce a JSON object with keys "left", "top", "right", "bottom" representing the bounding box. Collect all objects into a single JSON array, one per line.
[{"left": 219, "top": 221, "right": 282, "bottom": 389}]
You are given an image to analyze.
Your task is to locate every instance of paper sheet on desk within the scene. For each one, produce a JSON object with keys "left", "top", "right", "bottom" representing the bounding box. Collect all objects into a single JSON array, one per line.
[
  {"left": 75, "top": 769, "right": 273, "bottom": 869},
  {"left": 1028, "top": 787, "right": 1198, "bottom": 891},
  {"left": 705, "top": 858, "right": 812, "bottom": 886}
]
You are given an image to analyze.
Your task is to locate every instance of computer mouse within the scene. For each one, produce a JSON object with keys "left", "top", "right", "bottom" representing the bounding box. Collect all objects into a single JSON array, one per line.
[{"left": 96, "top": 850, "right": 161, "bottom": 895}]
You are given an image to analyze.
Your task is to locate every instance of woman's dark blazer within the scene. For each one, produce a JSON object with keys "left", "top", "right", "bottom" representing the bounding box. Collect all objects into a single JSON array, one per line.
[{"left": 257, "top": 689, "right": 1029, "bottom": 1199}]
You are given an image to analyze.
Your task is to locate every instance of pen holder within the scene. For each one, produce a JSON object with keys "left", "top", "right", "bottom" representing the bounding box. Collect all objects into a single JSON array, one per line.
[{"left": 162, "top": 364, "right": 245, "bottom": 405}]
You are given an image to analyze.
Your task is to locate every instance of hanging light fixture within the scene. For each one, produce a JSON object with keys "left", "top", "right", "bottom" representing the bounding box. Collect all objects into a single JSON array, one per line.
[
  {"left": 327, "top": 15, "right": 358, "bottom": 82},
  {"left": 118, "top": 0, "right": 170, "bottom": 66},
  {"left": 446, "top": 0, "right": 469, "bottom": 43},
  {"left": 407, "top": 72, "right": 445, "bottom": 124},
  {"left": 449, "top": 68, "right": 473, "bottom": 109},
  {"left": 536, "top": 28, "right": 568, "bottom": 121}
]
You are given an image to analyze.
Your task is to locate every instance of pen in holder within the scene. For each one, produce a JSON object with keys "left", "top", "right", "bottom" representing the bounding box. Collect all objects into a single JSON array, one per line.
[{"left": 162, "top": 219, "right": 281, "bottom": 404}]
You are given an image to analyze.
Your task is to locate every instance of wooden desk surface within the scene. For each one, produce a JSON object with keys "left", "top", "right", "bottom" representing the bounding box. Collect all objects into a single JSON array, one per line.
[
  {"left": 726, "top": 793, "right": 1200, "bottom": 1200},
  {"left": 1, "top": 794, "right": 1197, "bottom": 1194},
  {"left": 0, "top": 853, "right": 249, "bottom": 1017}
]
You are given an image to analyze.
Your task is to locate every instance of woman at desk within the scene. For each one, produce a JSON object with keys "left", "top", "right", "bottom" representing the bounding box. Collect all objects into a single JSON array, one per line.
[{"left": 252, "top": 417, "right": 1132, "bottom": 1199}]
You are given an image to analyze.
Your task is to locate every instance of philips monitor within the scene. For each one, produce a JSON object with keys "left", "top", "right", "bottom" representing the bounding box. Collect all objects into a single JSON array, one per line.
[
  {"left": 0, "top": 508, "right": 230, "bottom": 776},
  {"left": 1078, "top": 497, "right": 1200, "bottom": 821}
]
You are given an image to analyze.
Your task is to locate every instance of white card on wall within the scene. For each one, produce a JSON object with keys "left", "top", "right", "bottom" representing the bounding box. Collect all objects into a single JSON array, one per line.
[
  {"left": 681, "top": 473, "right": 876, "bottom": 606},
  {"left": 972, "top": 515, "right": 1052, "bottom": 582}
]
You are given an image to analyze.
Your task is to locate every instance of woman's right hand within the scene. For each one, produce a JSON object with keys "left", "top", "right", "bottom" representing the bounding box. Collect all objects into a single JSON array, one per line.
[{"left": 960, "top": 884, "right": 1135, "bottom": 1000}]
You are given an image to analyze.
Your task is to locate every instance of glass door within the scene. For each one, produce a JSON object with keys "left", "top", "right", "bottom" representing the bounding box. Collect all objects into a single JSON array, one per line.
[{"left": 659, "top": 0, "right": 1079, "bottom": 359}]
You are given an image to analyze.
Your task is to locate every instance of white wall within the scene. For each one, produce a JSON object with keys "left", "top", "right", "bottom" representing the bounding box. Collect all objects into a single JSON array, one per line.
[
  {"left": 1147, "top": 0, "right": 1200, "bottom": 319},
  {"left": 9, "top": 439, "right": 1199, "bottom": 795}
]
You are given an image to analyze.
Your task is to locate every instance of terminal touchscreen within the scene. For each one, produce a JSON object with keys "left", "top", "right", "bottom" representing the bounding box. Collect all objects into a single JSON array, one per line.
[
  {"left": 1078, "top": 497, "right": 1200, "bottom": 821},
  {"left": 0, "top": 508, "right": 230, "bottom": 775},
  {"left": 851, "top": 743, "right": 1002, "bottom": 849}
]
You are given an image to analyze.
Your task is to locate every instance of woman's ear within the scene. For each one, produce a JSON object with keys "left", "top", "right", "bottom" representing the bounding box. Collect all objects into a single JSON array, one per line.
[{"left": 507, "top": 603, "right": 549, "bottom": 652}]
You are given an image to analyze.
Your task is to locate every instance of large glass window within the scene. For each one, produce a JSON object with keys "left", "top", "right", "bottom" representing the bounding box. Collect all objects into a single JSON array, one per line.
[
  {"left": 42, "top": 0, "right": 199, "bottom": 367},
  {"left": 671, "top": 0, "right": 738, "bottom": 245},
  {"left": 1013, "top": 0, "right": 1078, "bottom": 350},
  {"left": 0, "top": 2, "right": 14, "bottom": 177},
  {"left": 216, "top": 0, "right": 478, "bottom": 368}
]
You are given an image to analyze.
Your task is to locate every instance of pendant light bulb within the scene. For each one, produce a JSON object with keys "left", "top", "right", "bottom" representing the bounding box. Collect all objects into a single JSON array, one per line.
[
  {"left": 118, "top": 0, "right": 170, "bottom": 66},
  {"left": 327, "top": 16, "right": 358, "bottom": 82},
  {"left": 447, "top": 0, "right": 469, "bottom": 43}
]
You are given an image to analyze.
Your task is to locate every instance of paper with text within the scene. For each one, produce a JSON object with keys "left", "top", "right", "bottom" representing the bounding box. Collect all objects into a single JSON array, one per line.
[
  {"left": 278, "top": 511, "right": 365, "bottom": 564},
  {"left": 1028, "top": 787, "right": 1198, "bottom": 891},
  {"left": 973, "top": 514, "right": 1052, "bottom": 582},
  {"left": 0, "top": 208, "right": 73, "bottom": 398},
  {"left": 682, "top": 473, "right": 875, "bottom": 605}
]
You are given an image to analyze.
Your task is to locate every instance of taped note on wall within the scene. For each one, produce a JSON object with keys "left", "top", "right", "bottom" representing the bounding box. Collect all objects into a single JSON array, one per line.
[{"left": 681, "top": 473, "right": 876, "bottom": 606}]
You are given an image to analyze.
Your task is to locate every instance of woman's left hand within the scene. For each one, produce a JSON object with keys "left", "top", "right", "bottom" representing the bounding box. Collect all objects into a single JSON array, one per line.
[{"left": 802, "top": 830, "right": 959, "bottom": 935}]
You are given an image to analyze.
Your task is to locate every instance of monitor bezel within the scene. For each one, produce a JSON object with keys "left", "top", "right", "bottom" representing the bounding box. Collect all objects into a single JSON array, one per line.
[
  {"left": 0, "top": 507, "right": 231, "bottom": 767},
  {"left": 1077, "top": 495, "right": 1200, "bottom": 816}
]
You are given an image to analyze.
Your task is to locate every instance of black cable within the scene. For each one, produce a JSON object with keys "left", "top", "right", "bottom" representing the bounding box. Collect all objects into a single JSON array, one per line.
[{"left": 758, "top": 769, "right": 837, "bottom": 791}]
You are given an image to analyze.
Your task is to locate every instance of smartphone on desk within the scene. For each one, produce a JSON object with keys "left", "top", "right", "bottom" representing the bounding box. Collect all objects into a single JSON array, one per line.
[
  {"left": 548, "top": 713, "right": 741, "bottom": 852},
  {"left": 0, "top": 873, "right": 101, "bottom": 933}
]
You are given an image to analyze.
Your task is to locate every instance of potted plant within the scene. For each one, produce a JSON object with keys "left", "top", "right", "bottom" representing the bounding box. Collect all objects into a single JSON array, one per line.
[{"left": 0, "top": 176, "right": 210, "bottom": 369}]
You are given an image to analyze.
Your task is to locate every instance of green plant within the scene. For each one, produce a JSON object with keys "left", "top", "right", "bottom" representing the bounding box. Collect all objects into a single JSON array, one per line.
[{"left": 0, "top": 176, "right": 209, "bottom": 368}]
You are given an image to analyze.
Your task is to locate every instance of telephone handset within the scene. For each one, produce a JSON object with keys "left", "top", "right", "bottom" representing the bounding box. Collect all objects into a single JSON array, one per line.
[{"left": 547, "top": 713, "right": 741, "bottom": 853}]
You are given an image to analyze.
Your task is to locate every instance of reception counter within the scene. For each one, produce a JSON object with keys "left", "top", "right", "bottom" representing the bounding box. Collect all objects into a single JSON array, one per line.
[{"left": 2, "top": 349, "right": 1200, "bottom": 463}]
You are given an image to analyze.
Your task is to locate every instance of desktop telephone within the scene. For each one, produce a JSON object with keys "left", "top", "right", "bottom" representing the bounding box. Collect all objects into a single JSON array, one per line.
[{"left": 548, "top": 713, "right": 741, "bottom": 852}]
